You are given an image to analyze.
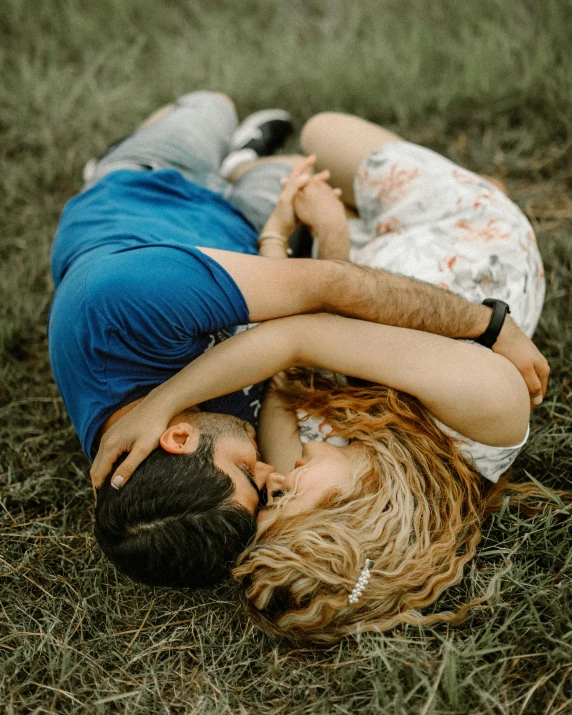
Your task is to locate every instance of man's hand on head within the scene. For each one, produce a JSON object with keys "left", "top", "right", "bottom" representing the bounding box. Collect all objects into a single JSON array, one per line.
[{"left": 492, "top": 315, "right": 550, "bottom": 409}]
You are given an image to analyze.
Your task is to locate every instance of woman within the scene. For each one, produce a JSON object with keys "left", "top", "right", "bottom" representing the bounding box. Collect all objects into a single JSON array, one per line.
[{"left": 228, "top": 113, "right": 564, "bottom": 643}]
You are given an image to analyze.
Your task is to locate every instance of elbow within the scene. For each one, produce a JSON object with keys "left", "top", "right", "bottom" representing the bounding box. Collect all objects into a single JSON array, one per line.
[{"left": 488, "top": 356, "right": 531, "bottom": 446}]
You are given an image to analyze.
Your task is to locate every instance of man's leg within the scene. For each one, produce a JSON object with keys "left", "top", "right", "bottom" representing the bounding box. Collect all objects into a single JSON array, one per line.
[
  {"left": 226, "top": 155, "right": 306, "bottom": 233},
  {"left": 139, "top": 103, "right": 175, "bottom": 128},
  {"left": 227, "top": 154, "right": 306, "bottom": 182},
  {"left": 301, "top": 113, "right": 402, "bottom": 209},
  {"left": 83, "top": 91, "right": 239, "bottom": 194}
]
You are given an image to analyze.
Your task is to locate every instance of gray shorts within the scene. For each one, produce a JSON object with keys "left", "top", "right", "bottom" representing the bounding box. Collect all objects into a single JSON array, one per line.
[{"left": 83, "top": 91, "right": 292, "bottom": 232}]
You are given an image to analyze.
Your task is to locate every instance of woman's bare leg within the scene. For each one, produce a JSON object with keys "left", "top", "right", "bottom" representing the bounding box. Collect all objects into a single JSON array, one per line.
[{"left": 300, "top": 113, "right": 402, "bottom": 208}]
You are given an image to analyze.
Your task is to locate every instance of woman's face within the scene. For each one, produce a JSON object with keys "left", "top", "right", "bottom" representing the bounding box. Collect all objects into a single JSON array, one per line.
[{"left": 257, "top": 440, "right": 367, "bottom": 525}]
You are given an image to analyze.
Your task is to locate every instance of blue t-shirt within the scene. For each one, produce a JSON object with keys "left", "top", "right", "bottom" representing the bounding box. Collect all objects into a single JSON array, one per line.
[{"left": 49, "top": 169, "right": 265, "bottom": 458}]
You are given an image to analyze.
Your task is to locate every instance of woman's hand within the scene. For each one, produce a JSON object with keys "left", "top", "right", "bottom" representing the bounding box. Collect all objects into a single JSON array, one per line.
[
  {"left": 90, "top": 391, "right": 174, "bottom": 491},
  {"left": 293, "top": 179, "right": 350, "bottom": 260},
  {"left": 260, "top": 156, "right": 330, "bottom": 239},
  {"left": 292, "top": 176, "right": 346, "bottom": 235},
  {"left": 89, "top": 317, "right": 301, "bottom": 491}
]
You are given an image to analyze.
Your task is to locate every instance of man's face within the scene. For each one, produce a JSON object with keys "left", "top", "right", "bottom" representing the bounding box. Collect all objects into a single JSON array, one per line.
[{"left": 175, "top": 411, "right": 276, "bottom": 514}]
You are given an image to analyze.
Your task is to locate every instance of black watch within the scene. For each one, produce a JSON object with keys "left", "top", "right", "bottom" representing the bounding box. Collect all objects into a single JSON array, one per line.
[{"left": 475, "top": 299, "right": 511, "bottom": 348}]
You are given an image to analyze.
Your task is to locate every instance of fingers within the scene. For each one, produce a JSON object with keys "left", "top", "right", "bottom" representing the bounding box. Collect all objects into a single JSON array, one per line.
[
  {"left": 280, "top": 173, "right": 329, "bottom": 191},
  {"left": 108, "top": 444, "right": 152, "bottom": 489},
  {"left": 493, "top": 317, "right": 550, "bottom": 409},
  {"left": 530, "top": 390, "right": 543, "bottom": 409},
  {"left": 521, "top": 365, "right": 543, "bottom": 408},
  {"left": 536, "top": 355, "right": 550, "bottom": 398},
  {"left": 530, "top": 364, "right": 549, "bottom": 409},
  {"left": 311, "top": 170, "right": 331, "bottom": 183},
  {"left": 90, "top": 437, "right": 154, "bottom": 491},
  {"left": 90, "top": 441, "right": 123, "bottom": 490},
  {"left": 279, "top": 173, "right": 313, "bottom": 203},
  {"left": 281, "top": 172, "right": 340, "bottom": 198},
  {"left": 279, "top": 168, "right": 336, "bottom": 205},
  {"left": 280, "top": 170, "right": 328, "bottom": 192},
  {"left": 281, "top": 155, "right": 317, "bottom": 185},
  {"left": 279, "top": 156, "right": 325, "bottom": 189},
  {"left": 296, "top": 154, "right": 317, "bottom": 173},
  {"left": 523, "top": 353, "right": 550, "bottom": 408}
]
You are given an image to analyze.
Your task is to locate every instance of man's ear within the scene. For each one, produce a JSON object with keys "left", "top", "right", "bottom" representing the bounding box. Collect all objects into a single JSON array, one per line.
[{"left": 159, "top": 422, "right": 201, "bottom": 454}]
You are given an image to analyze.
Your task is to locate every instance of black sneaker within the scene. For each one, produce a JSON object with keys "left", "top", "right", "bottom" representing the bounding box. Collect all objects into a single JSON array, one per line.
[
  {"left": 231, "top": 109, "right": 293, "bottom": 154},
  {"left": 220, "top": 109, "right": 294, "bottom": 177}
]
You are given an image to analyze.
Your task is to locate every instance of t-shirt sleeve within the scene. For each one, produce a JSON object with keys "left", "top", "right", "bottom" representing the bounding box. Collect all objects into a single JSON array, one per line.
[{"left": 84, "top": 245, "right": 250, "bottom": 347}]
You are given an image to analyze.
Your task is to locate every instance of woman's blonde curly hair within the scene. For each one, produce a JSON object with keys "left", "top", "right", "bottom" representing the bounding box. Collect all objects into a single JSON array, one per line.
[{"left": 233, "top": 370, "right": 569, "bottom": 645}]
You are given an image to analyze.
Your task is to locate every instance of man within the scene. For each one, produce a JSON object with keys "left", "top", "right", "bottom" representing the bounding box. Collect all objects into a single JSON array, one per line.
[{"left": 49, "top": 92, "right": 548, "bottom": 589}]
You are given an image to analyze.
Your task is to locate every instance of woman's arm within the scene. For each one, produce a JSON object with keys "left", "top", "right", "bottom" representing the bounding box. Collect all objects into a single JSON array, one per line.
[
  {"left": 257, "top": 380, "right": 302, "bottom": 474},
  {"left": 295, "top": 315, "right": 530, "bottom": 446},
  {"left": 92, "top": 314, "right": 530, "bottom": 486},
  {"left": 293, "top": 179, "right": 350, "bottom": 260}
]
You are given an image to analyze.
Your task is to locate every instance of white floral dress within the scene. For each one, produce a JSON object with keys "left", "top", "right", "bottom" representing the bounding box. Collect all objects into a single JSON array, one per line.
[{"left": 299, "top": 141, "right": 545, "bottom": 483}]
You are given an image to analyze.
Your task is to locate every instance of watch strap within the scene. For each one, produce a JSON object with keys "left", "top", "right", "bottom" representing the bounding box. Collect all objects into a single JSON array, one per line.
[{"left": 475, "top": 299, "right": 511, "bottom": 348}]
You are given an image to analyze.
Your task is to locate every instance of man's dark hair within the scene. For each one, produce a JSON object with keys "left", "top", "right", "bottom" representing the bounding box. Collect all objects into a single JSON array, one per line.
[{"left": 94, "top": 433, "right": 257, "bottom": 589}]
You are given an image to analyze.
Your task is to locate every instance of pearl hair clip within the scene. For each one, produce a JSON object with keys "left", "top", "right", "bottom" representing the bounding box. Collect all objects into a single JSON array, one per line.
[{"left": 348, "top": 559, "right": 374, "bottom": 604}]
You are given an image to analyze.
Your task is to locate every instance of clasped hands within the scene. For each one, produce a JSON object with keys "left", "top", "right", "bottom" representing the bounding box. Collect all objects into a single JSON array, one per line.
[{"left": 259, "top": 155, "right": 350, "bottom": 260}]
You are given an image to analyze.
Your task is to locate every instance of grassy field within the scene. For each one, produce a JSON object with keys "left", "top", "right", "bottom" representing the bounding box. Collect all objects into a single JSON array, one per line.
[{"left": 1, "top": 0, "right": 571, "bottom": 712}]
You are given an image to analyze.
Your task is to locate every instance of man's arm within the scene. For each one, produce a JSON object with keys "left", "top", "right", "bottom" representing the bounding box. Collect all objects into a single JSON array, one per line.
[
  {"left": 199, "top": 247, "right": 488, "bottom": 332},
  {"left": 198, "top": 247, "right": 549, "bottom": 405}
]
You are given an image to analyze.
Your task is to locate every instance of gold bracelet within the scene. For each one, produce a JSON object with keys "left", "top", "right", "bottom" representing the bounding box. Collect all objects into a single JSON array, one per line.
[{"left": 257, "top": 231, "right": 288, "bottom": 249}]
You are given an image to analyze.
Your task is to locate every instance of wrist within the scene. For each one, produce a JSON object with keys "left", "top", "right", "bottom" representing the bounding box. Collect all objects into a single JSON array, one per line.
[
  {"left": 311, "top": 212, "right": 347, "bottom": 236},
  {"left": 146, "top": 383, "right": 188, "bottom": 419},
  {"left": 474, "top": 299, "right": 511, "bottom": 347},
  {"left": 263, "top": 204, "right": 295, "bottom": 237},
  {"left": 259, "top": 242, "right": 289, "bottom": 259},
  {"left": 257, "top": 231, "right": 290, "bottom": 257},
  {"left": 313, "top": 224, "right": 350, "bottom": 261}
]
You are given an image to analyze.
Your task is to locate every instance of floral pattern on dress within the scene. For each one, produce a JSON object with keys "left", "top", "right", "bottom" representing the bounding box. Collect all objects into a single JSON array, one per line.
[
  {"left": 348, "top": 141, "right": 545, "bottom": 338},
  {"left": 455, "top": 218, "right": 512, "bottom": 244}
]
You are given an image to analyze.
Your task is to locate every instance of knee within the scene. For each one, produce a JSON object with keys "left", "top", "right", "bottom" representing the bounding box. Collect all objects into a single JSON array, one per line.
[
  {"left": 179, "top": 90, "right": 235, "bottom": 111},
  {"left": 301, "top": 113, "right": 343, "bottom": 154},
  {"left": 214, "top": 92, "right": 235, "bottom": 109}
]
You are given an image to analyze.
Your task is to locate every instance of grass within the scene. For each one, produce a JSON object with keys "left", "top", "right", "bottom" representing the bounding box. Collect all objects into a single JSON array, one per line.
[{"left": 1, "top": 0, "right": 571, "bottom": 712}]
